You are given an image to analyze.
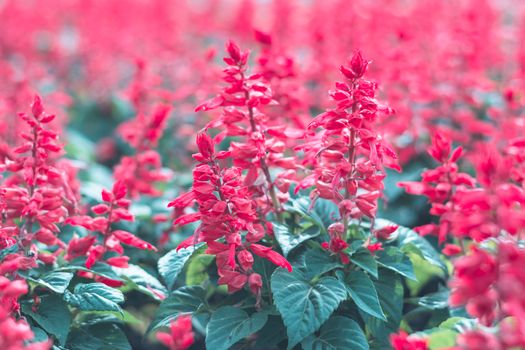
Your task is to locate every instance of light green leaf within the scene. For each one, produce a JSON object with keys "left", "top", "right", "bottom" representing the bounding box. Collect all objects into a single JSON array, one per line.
[
  {"left": 186, "top": 254, "right": 214, "bottom": 285},
  {"left": 428, "top": 329, "right": 458, "bottom": 349}
]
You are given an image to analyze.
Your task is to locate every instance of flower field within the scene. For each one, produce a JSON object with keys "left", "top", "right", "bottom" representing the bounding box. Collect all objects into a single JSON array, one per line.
[{"left": 1, "top": 1, "right": 525, "bottom": 349}]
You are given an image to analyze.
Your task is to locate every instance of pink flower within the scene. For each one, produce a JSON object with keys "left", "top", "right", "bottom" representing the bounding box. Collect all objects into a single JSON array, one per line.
[
  {"left": 390, "top": 330, "right": 428, "bottom": 350},
  {"left": 157, "top": 316, "right": 194, "bottom": 350}
]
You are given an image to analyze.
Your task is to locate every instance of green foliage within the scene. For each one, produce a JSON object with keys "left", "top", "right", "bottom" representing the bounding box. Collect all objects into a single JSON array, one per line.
[
  {"left": 271, "top": 263, "right": 348, "bottom": 349},
  {"left": 301, "top": 316, "right": 369, "bottom": 350},
  {"left": 23, "top": 294, "right": 72, "bottom": 345},
  {"left": 149, "top": 286, "right": 207, "bottom": 332},
  {"left": 158, "top": 245, "right": 203, "bottom": 290},
  {"left": 345, "top": 270, "right": 385, "bottom": 320},
  {"left": 205, "top": 307, "right": 268, "bottom": 350},
  {"left": 66, "top": 324, "right": 131, "bottom": 350},
  {"left": 64, "top": 283, "right": 125, "bottom": 312}
]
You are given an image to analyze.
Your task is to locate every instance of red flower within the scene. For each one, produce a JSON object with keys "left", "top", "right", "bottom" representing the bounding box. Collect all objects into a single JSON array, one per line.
[
  {"left": 250, "top": 243, "right": 292, "bottom": 272},
  {"left": 390, "top": 330, "right": 428, "bottom": 350},
  {"left": 157, "top": 315, "right": 194, "bottom": 350}
]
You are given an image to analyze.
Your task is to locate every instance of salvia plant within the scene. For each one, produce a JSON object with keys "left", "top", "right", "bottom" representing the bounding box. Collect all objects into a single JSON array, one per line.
[{"left": 1, "top": 1, "right": 525, "bottom": 350}]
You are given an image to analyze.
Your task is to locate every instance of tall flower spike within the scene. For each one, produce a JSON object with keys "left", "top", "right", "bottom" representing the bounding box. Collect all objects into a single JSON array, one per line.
[
  {"left": 66, "top": 180, "right": 156, "bottom": 286},
  {"left": 170, "top": 130, "right": 291, "bottom": 297},
  {"left": 195, "top": 40, "right": 299, "bottom": 221},
  {"left": 300, "top": 51, "right": 398, "bottom": 262}
]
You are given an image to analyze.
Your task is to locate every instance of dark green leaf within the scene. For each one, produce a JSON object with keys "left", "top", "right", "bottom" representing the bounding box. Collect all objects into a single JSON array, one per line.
[
  {"left": 350, "top": 248, "right": 378, "bottom": 278},
  {"left": 286, "top": 197, "right": 325, "bottom": 231},
  {"left": 271, "top": 269, "right": 347, "bottom": 349},
  {"left": 376, "top": 219, "right": 446, "bottom": 271},
  {"left": 376, "top": 247, "right": 416, "bottom": 281},
  {"left": 114, "top": 264, "right": 167, "bottom": 300},
  {"left": 58, "top": 260, "right": 123, "bottom": 282},
  {"left": 34, "top": 272, "right": 74, "bottom": 294},
  {"left": 312, "top": 198, "right": 340, "bottom": 230},
  {"left": 206, "top": 307, "right": 268, "bottom": 350},
  {"left": 64, "top": 283, "right": 124, "bottom": 312},
  {"left": 22, "top": 294, "right": 71, "bottom": 345},
  {"left": 0, "top": 244, "right": 18, "bottom": 261},
  {"left": 346, "top": 270, "right": 385, "bottom": 320},
  {"left": 66, "top": 323, "right": 130, "bottom": 350},
  {"left": 158, "top": 245, "right": 202, "bottom": 290},
  {"left": 301, "top": 249, "right": 343, "bottom": 279},
  {"left": 273, "top": 222, "right": 320, "bottom": 257},
  {"left": 254, "top": 315, "right": 287, "bottom": 349},
  {"left": 301, "top": 316, "right": 369, "bottom": 350},
  {"left": 361, "top": 270, "right": 403, "bottom": 349},
  {"left": 148, "top": 285, "right": 207, "bottom": 332}
]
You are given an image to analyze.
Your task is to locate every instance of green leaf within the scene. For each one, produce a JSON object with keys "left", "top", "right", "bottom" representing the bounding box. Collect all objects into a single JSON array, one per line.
[
  {"left": 206, "top": 307, "right": 268, "bottom": 350},
  {"left": 301, "top": 249, "right": 343, "bottom": 279},
  {"left": 66, "top": 323, "right": 131, "bottom": 350},
  {"left": 271, "top": 269, "right": 347, "bottom": 349},
  {"left": 254, "top": 315, "right": 287, "bottom": 349},
  {"left": 428, "top": 329, "right": 458, "bottom": 350},
  {"left": 376, "top": 219, "right": 446, "bottom": 271},
  {"left": 158, "top": 245, "right": 203, "bottom": 290},
  {"left": 439, "top": 317, "right": 476, "bottom": 333},
  {"left": 64, "top": 283, "right": 124, "bottom": 312},
  {"left": 0, "top": 244, "right": 18, "bottom": 261},
  {"left": 418, "top": 288, "right": 450, "bottom": 310},
  {"left": 186, "top": 254, "right": 214, "bottom": 285},
  {"left": 346, "top": 270, "right": 385, "bottom": 320},
  {"left": 115, "top": 264, "right": 167, "bottom": 301},
  {"left": 312, "top": 198, "right": 340, "bottom": 230},
  {"left": 286, "top": 197, "right": 326, "bottom": 231},
  {"left": 273, "top": 222, "right": 320, "bottom": 257},
  {"left": 30, "top": 326, "right": 50, "bottom": 343},
  {"left": 301, "top": 316, "right": 369, "bottom": 350},
  {"left": 148, "top": 285, "right": 207, "bottom": 332},
  {"left": 376, "top": 247, "right": 416, "bottom": 281},
  {"left": 58, "top": 260, "right": 123, "bottom": 282},
  {"left": 361, "top": 270, "right": 403, "bottom": 349},
  {"left": 22, "top": 294, "right": 72, "bottom": 345},
  {"left": 77, "top": 310, "right": 142, "bottom": 326},
  {"left": 350, "top": 248, "right": 378, "bottom": 278},
  {"left": 34, "top": 272, "right": 74, "bottom": 294}
]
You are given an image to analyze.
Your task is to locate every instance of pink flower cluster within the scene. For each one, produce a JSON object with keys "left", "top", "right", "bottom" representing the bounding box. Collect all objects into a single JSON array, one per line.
[
  {"left": 170, "top": 131, "right": 290, "bottom": 300},
  {"left": 66, "top": 181, "right": 157, "bottom": 286},
  {"left": 300, "top": 51, "right": 399, "bottom": 261}
]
